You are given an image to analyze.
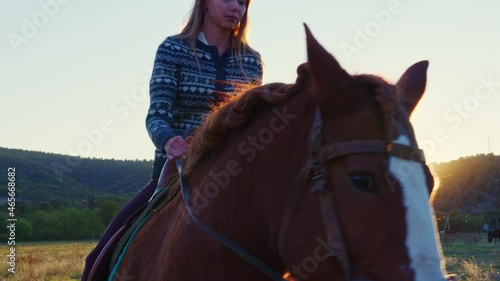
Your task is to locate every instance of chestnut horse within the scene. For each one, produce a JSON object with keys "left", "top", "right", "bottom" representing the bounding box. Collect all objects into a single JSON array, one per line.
[{"left": 105, "top": 26, "right": 456, "bottom": 281}]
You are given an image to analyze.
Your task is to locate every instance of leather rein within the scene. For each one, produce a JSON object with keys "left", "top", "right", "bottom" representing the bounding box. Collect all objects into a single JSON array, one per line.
[{"left": 175, "top": 108, "right": 426, "bottom": 281}]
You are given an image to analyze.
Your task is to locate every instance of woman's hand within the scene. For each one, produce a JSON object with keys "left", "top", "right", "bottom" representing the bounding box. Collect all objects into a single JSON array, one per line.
[{"left": 164, "top": 135, "right": 193, "bottom": 161}]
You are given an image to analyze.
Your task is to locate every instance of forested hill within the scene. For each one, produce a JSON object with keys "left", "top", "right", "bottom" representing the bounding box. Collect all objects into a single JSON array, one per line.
[
  {"left": 431, "top": 153, "right": 500, "bottom": 214},
  {"left": 0, "top": 147, "right": 151, "bottom": 202},
  {"left": 0, "top": 147, "right": 499, "bottom": 214}
]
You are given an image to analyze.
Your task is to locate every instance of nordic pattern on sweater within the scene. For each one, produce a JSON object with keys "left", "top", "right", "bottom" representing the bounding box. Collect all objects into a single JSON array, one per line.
[{"left": 146, "top": 35, "right": 263, "bottom": 177}]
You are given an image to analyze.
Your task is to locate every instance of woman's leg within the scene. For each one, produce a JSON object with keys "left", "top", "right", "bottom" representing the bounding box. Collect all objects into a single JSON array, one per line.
[{"left": 81, "top": 178, "right": 158, "bottom": 281}]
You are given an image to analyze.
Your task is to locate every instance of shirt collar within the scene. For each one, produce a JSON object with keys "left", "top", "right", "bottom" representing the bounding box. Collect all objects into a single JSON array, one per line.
[{"left": 197, "top": 32, "right": 208, "bottom": 45}]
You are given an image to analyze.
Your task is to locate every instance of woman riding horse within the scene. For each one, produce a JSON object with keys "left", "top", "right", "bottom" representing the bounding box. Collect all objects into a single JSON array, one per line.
[{"left": 87, "top": 25, "right": 457, "bottom": 281}]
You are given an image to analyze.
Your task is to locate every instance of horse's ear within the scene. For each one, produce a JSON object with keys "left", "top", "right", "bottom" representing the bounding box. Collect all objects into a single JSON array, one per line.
[
  {"left": 304, "top": 24, "right": 351, "bottom": 112},
  {"left": 395, "top": 61, "right": 429, "bottom": 116}
]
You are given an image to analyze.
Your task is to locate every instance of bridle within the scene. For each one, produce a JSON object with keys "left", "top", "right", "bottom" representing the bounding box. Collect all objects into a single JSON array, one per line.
[
  {"left": 176, "top": 106, "right": 426, "bottom": 281},
  {"left": 276, "top": 108, "right": 426, "bottom": 280}
]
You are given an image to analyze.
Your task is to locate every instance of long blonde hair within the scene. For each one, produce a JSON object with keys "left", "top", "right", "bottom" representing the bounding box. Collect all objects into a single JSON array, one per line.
[{"left": 178, "top": 0, "right": 261, "bottom": 75}]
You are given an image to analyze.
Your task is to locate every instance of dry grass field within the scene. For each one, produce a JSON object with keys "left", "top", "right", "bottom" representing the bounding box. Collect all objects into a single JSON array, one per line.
[
  {"left": 1, "top": 233, "right": 499, "bottom": 280},
  {"left": 442, "top": 233, "right": 500, "bottom": 280},
  {"left": 0, "top": 241, "right": 95, "bottom": 281}
]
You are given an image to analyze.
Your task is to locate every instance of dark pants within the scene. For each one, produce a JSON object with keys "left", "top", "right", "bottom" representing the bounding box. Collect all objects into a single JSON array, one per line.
[{"left": 82, "top": 178, "right": 158, "bottom": 281}]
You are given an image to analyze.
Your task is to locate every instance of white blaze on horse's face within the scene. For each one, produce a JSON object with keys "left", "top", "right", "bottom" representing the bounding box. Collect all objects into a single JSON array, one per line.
[{"left": 389, "top": 134, "right": 447, "bottom": 281}]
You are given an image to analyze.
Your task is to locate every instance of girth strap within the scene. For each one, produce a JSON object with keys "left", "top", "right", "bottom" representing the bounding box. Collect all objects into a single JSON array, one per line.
[{"left": 175, "top": 160, "right": 286, "bottom": 281}]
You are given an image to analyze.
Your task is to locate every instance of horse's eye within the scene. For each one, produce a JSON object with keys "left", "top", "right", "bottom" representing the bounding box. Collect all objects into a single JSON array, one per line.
[{"left": 350, "top": 173, "right": 378, "bottom": 194}]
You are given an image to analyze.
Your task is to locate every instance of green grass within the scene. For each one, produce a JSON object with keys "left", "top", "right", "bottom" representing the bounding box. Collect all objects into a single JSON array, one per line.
[{"left": 441, "top": 233, "right": 500, "bottom": 280}]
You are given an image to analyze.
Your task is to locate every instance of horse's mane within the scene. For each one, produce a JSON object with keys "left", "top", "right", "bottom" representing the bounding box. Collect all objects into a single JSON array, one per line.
[
  {"left": 354, "top": 74, "right": 398, "bottom": 147},
  {"left": 164, "top": 64, "right": 397, "bottom": 189},
  {"left": 182, "top": 63, "right": 311, "bottom": 176}
]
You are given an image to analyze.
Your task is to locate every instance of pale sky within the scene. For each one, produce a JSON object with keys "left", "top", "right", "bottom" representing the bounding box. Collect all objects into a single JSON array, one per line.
[{"left": 1, "top": 0, "right": 499, "bottom": 164}]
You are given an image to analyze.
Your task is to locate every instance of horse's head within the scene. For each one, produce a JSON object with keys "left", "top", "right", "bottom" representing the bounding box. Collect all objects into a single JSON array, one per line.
[{"left": 296, "top": 25, "right": 455, "bottom": 281}]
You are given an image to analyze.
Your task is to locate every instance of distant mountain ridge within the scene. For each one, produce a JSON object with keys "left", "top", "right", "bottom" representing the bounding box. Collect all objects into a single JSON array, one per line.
[
  {"left": 0, "top": 147, "right": 499, "bottom": 213},
  {"left": 430, "top": 153, "right": 500, "bottom": 214},
  {"left": 0, "top": 147, "right": 152, "bottom": 202}
]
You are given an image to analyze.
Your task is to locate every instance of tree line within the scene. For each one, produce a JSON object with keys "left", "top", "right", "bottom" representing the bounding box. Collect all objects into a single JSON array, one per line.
[
  {"left": 0, "top": 199, "right": 125, "bottom": 242},
  {"left": 0, "top": 147, "right": 498, "bottom": 241},
  {"left": 431, "top": 153, "right": 500, "bottom": 213},
  {"left": 2, "top": 200, "right": 498, "bottom": 243}
]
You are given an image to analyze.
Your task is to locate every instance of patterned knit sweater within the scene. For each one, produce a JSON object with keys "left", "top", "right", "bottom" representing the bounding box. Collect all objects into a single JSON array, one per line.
[{"left": 146, "top": 34, "right": 263, "bottom": 178}]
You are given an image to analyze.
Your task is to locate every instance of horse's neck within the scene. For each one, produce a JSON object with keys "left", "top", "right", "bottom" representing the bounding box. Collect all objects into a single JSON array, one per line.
[
  {"left": 187, "top": 92, "right": 315, "bottom": 255},
  {"left": 238, "top": 95, "right": 315, "bottom": 207}
]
